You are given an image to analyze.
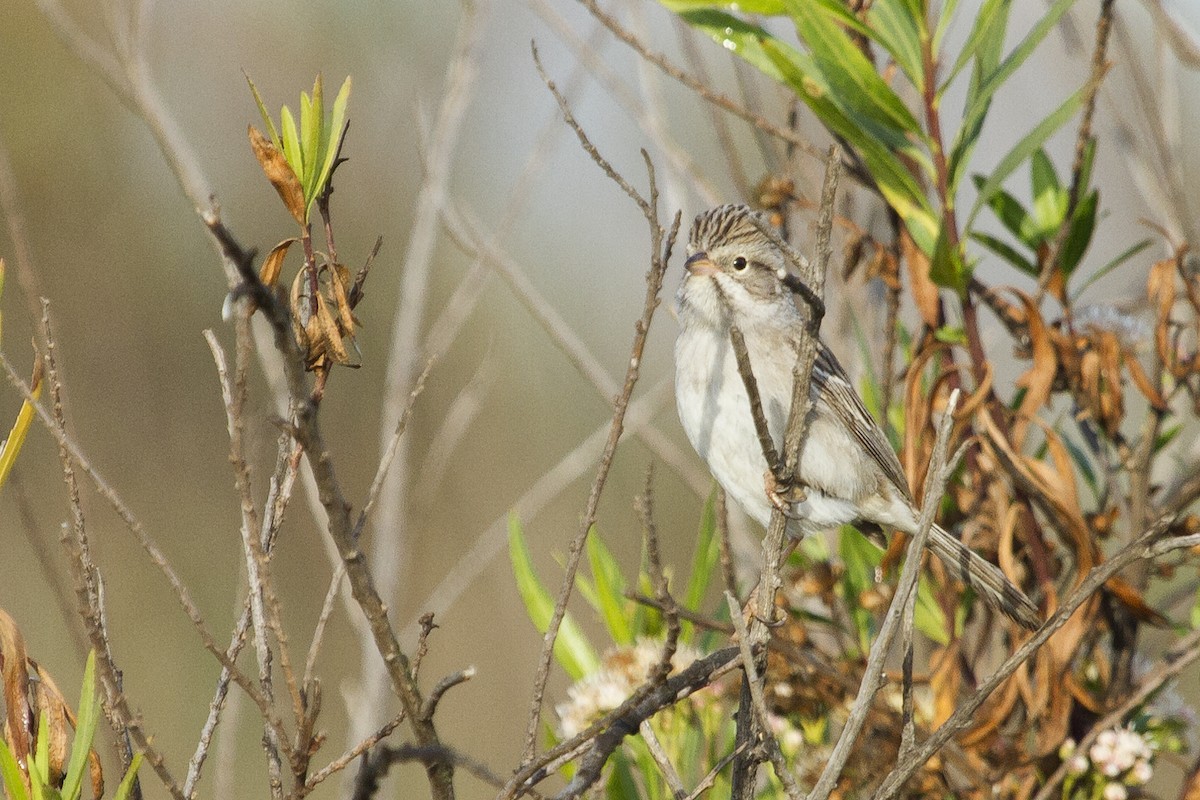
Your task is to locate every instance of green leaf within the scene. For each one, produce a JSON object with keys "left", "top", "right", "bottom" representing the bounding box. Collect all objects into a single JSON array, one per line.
[
  {"left": 313, "top": 76, "right": 352, "bottom": 207},
  {"left": 586, "top": 530, "right": 633, "bottom": 645},
  {"left": 61, "top": 651, "right": 100, "bottom": 800},
  {"left": 839, "top": 527, "right": 879, "bottom": 653},
  {"left": 279, "top": 105, "right": 304, "bottom": 181},
  {"left": 1071, "top": 238, "right": 1151, "bottom": 298},
  {"left": 508, "top": 514, "right": 598, "bottom": 679},
  {"left": 914, "top": 575, "right": 950, "bottom": 645},
  {"left": 785, "top": 0, "right": 924, "bottom": 135},
  {"left": 1154, "top": 424, "right": 1182, "bottom": 454},
  {"left": 1059, "top": 189, "right": 1099, "bottom": 275},
  {"left": 933, "top": 325, "right": 968, "bottom": 345},
  {"left": 929, "top": 223, "right": 969, "bottom": 291},
  {"left": 1060, "top": 430, "right": 1099, "bottom": 497},
  {"left": 941, "top": 0, "right": 1008, "bottom": 94},
  {"left": 244, "top": 72, "right": 281, "bottom": 148},
  {"left": 865, "top": 0, "right": 926, "bottom": 92},
  {"left": 0, "top": 739, "right": 31, "bottom": 800},
  {"left": 759, "top": 38, "right": 939, "bottom": 251},
  {"left": 682, "top": 491, "right": 720, "bottom": 642},
  {"left": 303, "top": 76, "right": 324, "bottom": 190},
  {"left": 960, "top": 0, "right": 1075, "bottom": 146},
  {"left": 945, "top": 0, "right": 1010, "bottom": 190},
  {"left": 112, "top": 753, "right": 144, "bottom": 800},
  {"left": 932, "top": 0, "right": 966, "bottom": 54},
  {"left": 970, "top": 230, "right": 1038, "bottom": 276},
  {"left": 659, "top": 0, "right": 787, "bottom": 12},
  {"left": 967, "top": 83, "right": 1087, "bottom": 230},
  {"left": 970, "top": 177, "right": 1032, "bottom": 238},
  {"left": 1030, "top": 149, "right": 1066, "bottom": 234}
]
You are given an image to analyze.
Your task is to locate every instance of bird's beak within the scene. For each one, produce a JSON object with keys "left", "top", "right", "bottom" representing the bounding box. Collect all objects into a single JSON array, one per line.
[{"left": 685, "top": 252, "right": 717, "bottom": 277}]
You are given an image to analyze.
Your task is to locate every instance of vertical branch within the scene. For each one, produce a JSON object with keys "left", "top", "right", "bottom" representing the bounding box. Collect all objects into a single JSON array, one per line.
[
  {"left": 729, "top": 146, "right": 839, "bottom": 797},
  {"left": 806, "top": 389, "right": 962, "bottom": 800},
  {"left": 358, "top": 0, "right": 491, "bottom": 743},
  {"left": 515, "top": 44, "right": 679, "bottom": 772}
]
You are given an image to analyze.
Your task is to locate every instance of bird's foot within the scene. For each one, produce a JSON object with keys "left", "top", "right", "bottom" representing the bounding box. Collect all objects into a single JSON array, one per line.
[{"left": 764, "top": 469, "right": 806, "bottom": 519}]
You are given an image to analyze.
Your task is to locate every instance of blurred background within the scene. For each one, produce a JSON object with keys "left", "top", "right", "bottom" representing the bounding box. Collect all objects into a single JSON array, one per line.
[{"left": 0, "top": 0, "right": 1198, "bottom": 797}]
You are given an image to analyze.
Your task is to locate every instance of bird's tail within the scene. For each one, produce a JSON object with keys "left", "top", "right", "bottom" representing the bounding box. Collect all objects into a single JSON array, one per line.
[{"left": 926, "top": 524, "right": 1040, "bottom": 631}]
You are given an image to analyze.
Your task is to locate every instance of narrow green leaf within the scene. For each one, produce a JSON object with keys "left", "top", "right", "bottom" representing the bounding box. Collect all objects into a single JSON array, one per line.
[
  {"left": 967, "top": 84, "right": 1087, "bottom": 230},
  {"left": 299, "top": 91, "right": 318, "bottom": 190},
  {"left": 112, "top": 753, "right": 144, "bottom": 800},
  {"left": 970, "top": 231, "right": 1039, "bottom": 276},
  {"left": 760, "top": 38, "right": 939, "bottom": 251},
  {"left": 914, "top": 575, "right": 950, "bottom": 644},
  {"left": 313, "top": 76, "right": 352, "bottom": 205},
  {"left": 0, "top": 739, "right": 31, "bottom": 800},
  {"left": 1030, "top": 149, "right": 1067, "bottom": 232},
  {"left": 1071, "top": 238, "right": 1151, "bottom": 298},
  {"left": 507, "top": 515, "right": 598, "bottom": 679},
  {"left": 61, "top": 651, "right": 100, "bottom": 800},
  {"left": 1060, "top": 430, "right": 1099, "bottom": 497},
  {"left": 839, "top": 527, "right": 879, "bottom": 653},
  {"left": 785, "top": 0, "right": 924, "bottom": 135},
  {"left": 243, "top": 72, "right": 281, "bottom": 148},
  {"left": 866, "top": 0, "right": 927, "bottom": 92},
  {"left": 970, "top": 176, "right": 1032, "bottom": 238},
  {"left": 1154, "top": 424, "right": 1181, "bottom": 455},
  {"left": 932, "top": 0, "right": 965, "bottom": 53},
  {"left": 929, "top": 223, "right": 969, "bottom": 291},
  {"left": 940, "top": 0, "right": 1008, "bottom": 94},
  {"left": 1059, "top": 189, "right": 1099, "bottom": 275},
  {"left": 682, "top": 490, "right": 720, "bottom": 642},
  {"left": 945, "top": 0, "right": 1011, "bottom": 190},
  {"left": 35, "top": 711, "right": 50, "bottom": 787},
  {"left": 586, "top": 531, "right": 633, "bottom": 645},
  {"left": 279, "top": 105, "right": 304, "bottom": 182},
  {"left": 659, "top": 0, "right": 787, "bottom": 12},
  {"left": 960, "top": 0, "right": 1075, "bottom": 151}
]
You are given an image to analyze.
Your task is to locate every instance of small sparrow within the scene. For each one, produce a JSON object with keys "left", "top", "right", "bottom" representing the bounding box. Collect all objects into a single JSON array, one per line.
[{"left": 674, "top": 204, "right": 1039, "bottom": 630}]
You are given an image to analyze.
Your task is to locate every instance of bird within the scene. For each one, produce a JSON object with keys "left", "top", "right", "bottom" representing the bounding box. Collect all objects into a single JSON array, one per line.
[{"left": 673, "top": 204, "right": 1040, "bottom": 631}]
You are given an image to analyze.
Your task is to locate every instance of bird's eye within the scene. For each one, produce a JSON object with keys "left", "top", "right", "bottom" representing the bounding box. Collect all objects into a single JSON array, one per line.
[{"left": 732, "top": 256, "right": 748, "bottom": 271}]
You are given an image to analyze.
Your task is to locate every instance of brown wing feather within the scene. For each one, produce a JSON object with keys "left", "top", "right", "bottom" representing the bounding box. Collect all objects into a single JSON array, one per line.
[{"left": 810, "top": 342, "right": 914, "bottom": 501}]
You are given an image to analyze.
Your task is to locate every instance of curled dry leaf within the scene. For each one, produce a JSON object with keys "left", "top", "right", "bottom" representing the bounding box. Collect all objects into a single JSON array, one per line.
[
  {"left": 28, "top": 660, "right": 69, "bottom": 789},
  {"left": 1011, "top": 291, "right": 1057, "bottom": 449},
  {"left": 260, "top": 238, "right": 298, "bottom": 287},
  {"left": 248, "top": 125, "right": 306, "bottom": 226},
  {"left": 0, "top": 608, "right": 33, "bottom": 771},
  {"left": 900, "top": 229, "right": 941, "bottom": 328}
]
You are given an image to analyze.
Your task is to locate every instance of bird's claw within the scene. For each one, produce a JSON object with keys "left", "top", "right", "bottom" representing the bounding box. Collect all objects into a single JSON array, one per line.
[{"left": 764, "top": 470, "right": 806, "bottom": 519}]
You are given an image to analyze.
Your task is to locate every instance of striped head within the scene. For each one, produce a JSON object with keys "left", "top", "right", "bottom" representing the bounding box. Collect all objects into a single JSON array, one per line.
[{"left": 676, "top": 204, "right": 798, "bottom": 331}]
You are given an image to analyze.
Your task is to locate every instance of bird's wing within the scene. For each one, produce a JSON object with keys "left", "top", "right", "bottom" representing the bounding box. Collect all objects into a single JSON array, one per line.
[{"left": 810, "top": 340, "right": 914, "bottom": 501}]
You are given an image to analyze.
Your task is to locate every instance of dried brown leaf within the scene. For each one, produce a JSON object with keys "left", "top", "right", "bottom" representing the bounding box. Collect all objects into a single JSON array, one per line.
[
  {"left": 0, "top": 608, "right": 32, "bottom": 769},
  {"left": 1012, "top": 292, "right": 1058, "bottom": 449},
  {"left": 29, "top": 660, "right": 69, "bottom": 786},
  {"left": 248, "top": 126, "right": 306, "bottom": 226},
  {"left": 901, "top": 230, "right": 940, "bottom": 328},
  {"left": 260, "top": 238, "right": 298, "bottom": 287}
]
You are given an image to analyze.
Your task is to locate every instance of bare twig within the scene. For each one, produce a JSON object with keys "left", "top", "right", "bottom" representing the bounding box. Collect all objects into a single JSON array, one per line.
[
  {"left": 421, "top": 667, "right": 477, "bottom": 722},
  {"left": 871, "top": 512, "right": 1181, "bottom": 800},
  {"left": 725, "top": 592, "right": 803, "bottom": 800},
  {"left": 573, "top": 0, "right": 823, "bottom": 157},
  {"left": 808, "top": 389, "right": 962, "bottom": 800},
  {"left": 515, "top": 45, "right": 679, "bottom": 769},
  {"left": 729, "top": 145, "right": 840, "bottom": 798},
  {"left": 1031, "top": 626, "right": 1200, "bottom": 800},
  {"left": 40, "top": 303, "right": 157, "bottom": 800},
  {"left": 352, "top": 743, "right": 514, "bottom": 800},
  {"left": 639, "top": 720, "right": 688, "bottom": 799},
  {"left": 300, "top": 714, "right": 404, "bottom": 797}
]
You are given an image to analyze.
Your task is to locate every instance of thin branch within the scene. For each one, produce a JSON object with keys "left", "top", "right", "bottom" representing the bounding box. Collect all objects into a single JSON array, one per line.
[
  {"left": 1031, "top": 626, "right": 1200, "bottom": 800},
  {"left": 807, "top": 389, "right": 962, "bottom": 800},
  {"left": 517, "top": 44, "right": 679, "bottom": 767},
  {"left": 871, "top": 512, "right": 1181, "bottom": 800},
  {"left": 725, "top": 592, "right": 803, "bottom": 800},
  {"left": 300, "top": 714, "right": 405, "bottom": 797},
  {"left": 573, "top": 0, "right": 823, "bottom": 157},
  {"left": 638, "top": 721, "right": 688, "bottom": 800}
]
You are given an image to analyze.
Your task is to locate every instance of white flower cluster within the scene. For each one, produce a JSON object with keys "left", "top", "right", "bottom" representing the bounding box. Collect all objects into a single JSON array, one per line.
[
  {"left": 1060, "top": 726, "right": 1155, "bottom": 800},
  {"left": 556, "top": 639, "right": 701, "bottom": 739}
]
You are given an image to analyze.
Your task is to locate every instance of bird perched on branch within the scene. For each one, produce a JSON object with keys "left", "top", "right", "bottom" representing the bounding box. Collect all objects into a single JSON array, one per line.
[{"left": 674, "top": 204, "right": 1039, "bottom": 631}]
